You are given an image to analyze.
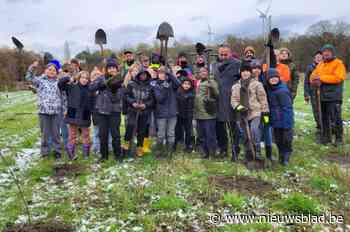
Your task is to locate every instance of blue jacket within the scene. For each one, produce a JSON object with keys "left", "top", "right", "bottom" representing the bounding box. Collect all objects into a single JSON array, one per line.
[
  {"left": 304, "top": 63, "right": 317, "bottom": 98},
  {"left": 267, "top": 82, "right": 294, "bottom": 129},
  {"left": 152, "top": 73, "right": 181, "bottom": 119}
]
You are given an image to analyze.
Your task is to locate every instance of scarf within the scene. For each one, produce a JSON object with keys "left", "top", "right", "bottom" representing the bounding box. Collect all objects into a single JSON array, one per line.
[{"left": 240, "top": 77, "right": 253, "bottom": 109}]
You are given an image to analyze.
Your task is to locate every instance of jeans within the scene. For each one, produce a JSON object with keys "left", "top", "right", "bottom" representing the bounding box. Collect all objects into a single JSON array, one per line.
[
  {"left": 125, "top": 113, "right": 150, "bottom": 147},
  {"left": 175, "top": 116, "right": 193, "bottom": 148},
  {"left": 39, "top": 114, "right": 61, "bottom": 155},
  {"left": 197, "top": 119, "right": 217, "bottom": 154},
  {"left": 240, "top": 117, "right": 261, "bottom": 153},
  {"left": 156, "top": 117, "right": 177, "bottom": 145},
  {"left": 216, "top": 120, "right": 240, "bottom": 153},
  {"left": 260, "top": 123, "right": 272, "bottom": 147}
]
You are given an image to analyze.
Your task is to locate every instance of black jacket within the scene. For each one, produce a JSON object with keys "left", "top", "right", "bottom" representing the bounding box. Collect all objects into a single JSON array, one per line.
[
  {"left": 58, "top": 76, "right": 93, "bottom": 127},
  {"left": 176, "top": 87, "right": 195, "bottom": 119}
]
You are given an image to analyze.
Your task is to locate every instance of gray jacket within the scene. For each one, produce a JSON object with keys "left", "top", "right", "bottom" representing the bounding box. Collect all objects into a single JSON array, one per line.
[
  {"left": 213, "top": 58, "right": 241, "bottom": 122},
  {"left": 89, "top": 76, "right": 124, "bottom": 115}
]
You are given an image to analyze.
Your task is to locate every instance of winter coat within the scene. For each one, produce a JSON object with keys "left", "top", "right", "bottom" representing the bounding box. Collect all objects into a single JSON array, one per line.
[
  {"left": 194, "top": 79, "right": 219, "bottom": 120},
  {"left": 25, "top": 68, "right": 62, "bottom": 115},
  {"left": 231, "top": 78, "right": 269, "bottom": 121},
  {"left": 89, "top": 75, "right": 124, "bottom": 115},
  {"left": 152, "top": 73, "right": 181, "bottom": 119},
  {"left": 311, "top": 58, "right": 346, "bottom": 102},
  {"left": 125, "top": 71, "right": 155, "bottom": 119},
  {"left": 304, "top": 63, "right": 317, "bottom": 98},
  {"left": 58, "top": 76, "right": 93, "bottom": 127},
  {"left": 280, "top": 60, "right": 299, "bottom": 99},
  {"left": 176, "top": 87, "right": 195, "bottom": 119},
  {"left": 267, "top": 82, "right": 294, "bottom": 129},
  {"left": 213, "top": 58, "right": 241, "bottom": 122}
]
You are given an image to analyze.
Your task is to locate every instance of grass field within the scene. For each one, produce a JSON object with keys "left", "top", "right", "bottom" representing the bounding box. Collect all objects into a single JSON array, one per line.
[{"left": 0, "top": 79, "right": 349, "bottom": 232}]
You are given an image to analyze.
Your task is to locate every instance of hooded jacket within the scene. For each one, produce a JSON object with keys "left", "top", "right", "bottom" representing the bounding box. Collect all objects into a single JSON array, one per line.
[
  {"left": 125, "top": 70, "right": 154, "bottom": 116},
  {"left": 176, "top": 84, "right": 195, "bottom": 119},
  {"left": 152, "top": 72, "right": 181, "bottom": 118},
  {"left": 310, "top": 58, "right": 346, "bottom": 102}
]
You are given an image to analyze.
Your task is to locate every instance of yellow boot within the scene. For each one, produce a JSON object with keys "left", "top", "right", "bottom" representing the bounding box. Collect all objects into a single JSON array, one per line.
[
  {"left": 136, "top": 147, "right": 144, "bottom": 157},
  {"left": 142, "top": 137, "right": 152, "bottom": 154}
]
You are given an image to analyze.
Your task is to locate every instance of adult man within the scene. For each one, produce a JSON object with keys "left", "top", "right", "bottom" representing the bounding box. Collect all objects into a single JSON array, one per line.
[
  {"left": 310, "top": 44, "right": 346, "bottom": 145},
  {"left": 304, "top": 51, "right": 323, "bottom": 142},
  {"left": 278, "top": 48, "right": 300, "bottom": 100},
  {"left": 121, "top": 50, "right": 135, "bottom": 78},
  {"left": 213, "top": 45, "right": 241, "bottom": 161}
]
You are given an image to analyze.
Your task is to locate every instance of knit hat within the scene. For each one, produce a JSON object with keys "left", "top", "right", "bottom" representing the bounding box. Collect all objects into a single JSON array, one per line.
[
  {"left": 177, "top": 52, "right": 187, "bottom": 58},
  {"left": 321, "top": 44, "right": 336, "bottom": 54},
  {"left": 244, "top": 46, "right": 255, "bottom": 56},
  {"left": 250, "top": 59, "right": 263, "bottom": 70},
  {"left": 106, "top": 58, "right": 118, "bottom": 69},
  {"left": 240, "top": 61, "right": 252, "bottom": 74},
  {"left": 279, "top": 47, "right": 292, "bottom": 58},
  {"left": 267, "top": 68, "right": 280, "bottom": 79},
  {"left": 47, "top": 59, "right": 61, "bottom": 73},
  {"left": 176, "top": 69, "right": 188, "bottom": 78}
]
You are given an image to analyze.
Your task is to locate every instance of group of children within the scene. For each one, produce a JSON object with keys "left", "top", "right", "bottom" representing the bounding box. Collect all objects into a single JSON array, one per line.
[{"left": 26, "top": 43, "right": 345, "bottom": 167}]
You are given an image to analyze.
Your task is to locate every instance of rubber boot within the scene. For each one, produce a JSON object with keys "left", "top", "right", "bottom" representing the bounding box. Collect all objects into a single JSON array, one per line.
[
  {"left": 282, "top": 152, "right": 291, "bottom": 166},
  {"left": 245, "top": 150, "right": 254, "bottom": 163},
  {"left": 143, "top": 137, "right": 152, "bottom": 154},
  {"left": 335, "top": 125, "right": 343, "bottom": 146},
  {"left": 136, "top": 147, "right": 144, "bottom": 157},
  {"left": 67, "top": 143, "right": 76, "bottom": 160},
  {"left": 255, "top": 144, "right": 263, "bottom": 161},
  {"left": 82, "top": 144, "right": 90, "bottom": 160},
  {"left": 265, "top": 145, "right": 273, "bottom": 161},
  {"left": 231, "top": 146, "right": 239, "bottom": 162}
]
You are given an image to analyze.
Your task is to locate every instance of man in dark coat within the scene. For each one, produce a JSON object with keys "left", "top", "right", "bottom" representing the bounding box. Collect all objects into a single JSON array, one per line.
[{"left": 213, "top": 45, "right": 241, "bottom": 159}]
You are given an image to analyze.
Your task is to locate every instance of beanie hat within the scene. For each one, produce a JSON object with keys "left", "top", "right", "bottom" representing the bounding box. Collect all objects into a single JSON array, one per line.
[
  {"left": 244, "top": 46, "right": 255, "bottom": 56},
  {"left": 240, "top": 61, "right": 252, "bottom": 74},
  {"left": 106, "top": 58, "right": 118, "bottom": 69},
  {"left": 176, "top": 69, "right": 188, "bottom": 78},
  {"left": 267, "top": 68, "right": 280, "bottom": 79},
  {"left": 47, "top": 59, "right": 61, "bottom": 73},
  {"left": 279, "top": 47, "right": 292, "bottom": 58},
  {"left": 250, "top": 59, "right": 263, "bottom": 70},
  {"left": 321, "top": 44, "right": 336, "bottom": 54}
]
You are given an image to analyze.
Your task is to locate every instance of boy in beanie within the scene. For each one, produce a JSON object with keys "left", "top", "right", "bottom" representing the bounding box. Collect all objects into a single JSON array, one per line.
[
  {"left": 251, "top": 59, "right": 274, "bottom": 161},
  {"left": 231, "top": 62, "right": 269, "bottom": 162},
  {"left": 25, "top": 59, "right": 63, "bottom": 159},
  {"left": 310, "top": 44, "right": 346, "bottom": 145},
  {"left": 58, "top": 71, "right": 93, "bottom": 160},
  {"left": 89, "top": 58, "right": 124, "bottom": 162},
  {"left": 175, "top": 77, "right": 195, "bottom": 153},
  {"left": 124, "top": 70, "right": 154, "bottom": 157},
  {"left": 266, "top": 68, "right": 294, "bottom": 165},
  {"left": 152, "top": 66, "right": 181, "bottom": 157}
]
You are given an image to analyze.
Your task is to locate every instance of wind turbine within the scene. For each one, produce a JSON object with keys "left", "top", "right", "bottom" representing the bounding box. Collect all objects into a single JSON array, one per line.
[
  {"left": 207, "top": 23, "right": 216, "bottom": 44},
  {"left": 256, "top": 0, "right": 272, "bottom": 41}
]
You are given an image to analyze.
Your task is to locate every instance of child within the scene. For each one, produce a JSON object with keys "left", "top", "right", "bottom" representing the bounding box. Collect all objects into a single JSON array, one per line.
[
  {"left": 89, "top": 58, "right": 124, "bottom": 162},
  {"left": 266, "top": 68, "right": 294, "bottom": 165},
  {"left": 231, "top": 62, "right": 269, "bottom": 162},
  {"left": 124, "top": 70, "right": 154, "bottom": 156},
  {"left": 175, "top": 77, "right": 195, "bottom": 152},
  {"left": 58, "top": 71, "right": 93, "bottom": 160},
  {"left": 194, "top": 67, "right": 219, "bottom": 159},
  {"left": 251, "top": 60, "right": 274, "bottom": 161},
  {"left": 25, "top": 59, "right": 62, "bottom": 159},
  {"left": 152, "top": 66, "right": 181, "bottom": 157}
]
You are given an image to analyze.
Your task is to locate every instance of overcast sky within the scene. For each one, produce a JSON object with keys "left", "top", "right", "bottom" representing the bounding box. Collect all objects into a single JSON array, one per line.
[{"left": 0, "top": 0, "right": 349, "bottom": 58}]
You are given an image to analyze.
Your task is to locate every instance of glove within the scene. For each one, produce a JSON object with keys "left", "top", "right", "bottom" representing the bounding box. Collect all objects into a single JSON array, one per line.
[
  {"left": 236, "top": 104, "right": 247, "bottom": 112},
  {"left": 261, "top": 112, "right": 270, "bottom": 125}
]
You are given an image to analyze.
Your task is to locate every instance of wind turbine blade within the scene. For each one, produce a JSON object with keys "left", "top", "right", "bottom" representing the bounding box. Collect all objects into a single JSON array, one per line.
[
  {"left": 256, "top": 9, "right": 265, "bottom": 17},
  {"left": 265, "top": 0, "right": 272, "bottom": 15}
]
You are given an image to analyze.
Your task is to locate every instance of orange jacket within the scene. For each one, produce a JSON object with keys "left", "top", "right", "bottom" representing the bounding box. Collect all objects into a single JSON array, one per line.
[
  {"left": 311, "top": 58, "right": 346, "bottom": 84},
  {"left": 263, "top": 63, "right": 291, "bottom": 83}
]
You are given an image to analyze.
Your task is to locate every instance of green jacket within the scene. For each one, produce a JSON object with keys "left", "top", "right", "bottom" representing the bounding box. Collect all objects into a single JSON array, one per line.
[{"left": 194, "top": 79, "right": 219, "bottom": 120}]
